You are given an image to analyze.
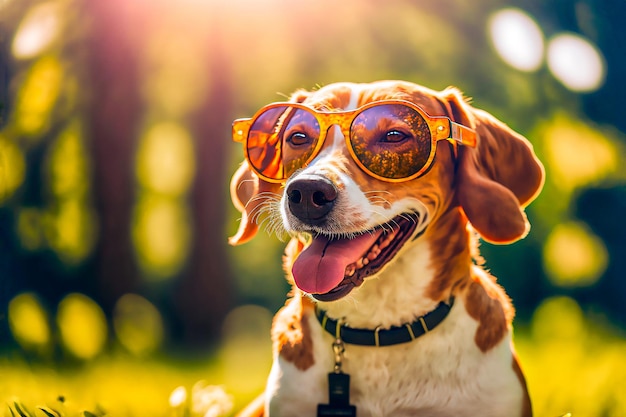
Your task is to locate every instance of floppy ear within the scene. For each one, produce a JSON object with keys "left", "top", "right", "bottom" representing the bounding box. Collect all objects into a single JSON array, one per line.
[
  {"left": 229, "top": 90, "right": 312, "bottom": 246},
  {"left": 442, "top": 88, "right": 545, "bottom": 244},
  {"left": 229, "top": 161, "right": 282, "bottom": 246}
]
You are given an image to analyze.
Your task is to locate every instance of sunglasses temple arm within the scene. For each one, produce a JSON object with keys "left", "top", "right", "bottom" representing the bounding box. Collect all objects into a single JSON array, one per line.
[
  {"left": 449, "top": 121, "right": 477, "bottom": 148},
  {"left": 232, "top": 118, "right": 252, "bottom": 143}
]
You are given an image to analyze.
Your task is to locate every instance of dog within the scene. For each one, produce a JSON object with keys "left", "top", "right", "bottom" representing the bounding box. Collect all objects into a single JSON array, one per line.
[{"left": 229, "top": 80, "right": 544, "bottom": 417}]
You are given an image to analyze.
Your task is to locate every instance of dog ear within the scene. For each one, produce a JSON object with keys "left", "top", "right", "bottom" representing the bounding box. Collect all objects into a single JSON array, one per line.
[
  {"left": 442, "top": 88, "right": 545, "bottom": 244},
  {"left": 229, "top": 161, "right": 282, "bottom": 246},
  {"left": 229, "top": 90, "right": 311, "bottom": 246}
]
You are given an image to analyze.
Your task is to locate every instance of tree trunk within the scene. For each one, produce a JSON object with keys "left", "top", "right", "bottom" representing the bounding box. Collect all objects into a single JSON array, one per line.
[
  {"left": 175, "top": 26, "right": 235, "bottom": 347},
  {"left": 85, "top": 0, "right": 142, "bottom": 312}
]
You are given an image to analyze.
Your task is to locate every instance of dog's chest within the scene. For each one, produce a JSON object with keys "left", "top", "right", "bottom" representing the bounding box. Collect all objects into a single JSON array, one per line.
[{"left": 267, "top": 301, "right": 523, "bottom": 417}]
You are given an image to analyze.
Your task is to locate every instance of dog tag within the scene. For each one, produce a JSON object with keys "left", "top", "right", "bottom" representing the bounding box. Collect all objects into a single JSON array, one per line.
[
  {"left": 317, "top": 372, "right": 357, "bottom": 417},
  {"left": 328, "top": 372, "right": 350, "bottom": 405},
  {"left": 317, "top": 405, "right": 357, "bottom": 417}
]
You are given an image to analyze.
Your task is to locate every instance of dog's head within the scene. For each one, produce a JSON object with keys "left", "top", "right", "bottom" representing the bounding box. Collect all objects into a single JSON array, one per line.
[{"left": 229, "top": 81, "right": 544, "bottom": 301}]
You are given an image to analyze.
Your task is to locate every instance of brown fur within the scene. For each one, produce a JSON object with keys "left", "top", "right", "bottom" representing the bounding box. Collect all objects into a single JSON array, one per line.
[
  {"left": 464, "top": 271, "right": 514, "bottom": 352},
  {"left": 426, "top": 205, "right": 472, "bottom": 302},
  {"left": 272, "top": 293, "right": 315, "bottom": 371}
]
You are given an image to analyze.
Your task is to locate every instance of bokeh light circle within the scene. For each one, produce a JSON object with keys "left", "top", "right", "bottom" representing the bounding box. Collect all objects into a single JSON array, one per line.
[
  {"left": 12, "top": 2, "right": 61, "bottom": 59},
  {"left": 113, "top": 293, "right": 164, "bottom": 356},
  {"left": 489, "top": 8, "right": 544, "bottom": 72},
  {"left": 57, "top": 293, "right": 107, "bottom": 359},
  {"left": 547, "top": 33, "right": 605, "bottom": 92},
  {"left": 543, "top": 222, "right": 608, "bottom": 287},
  {"left": 8, "top": 293, "right": 50, "bottom": 351}
]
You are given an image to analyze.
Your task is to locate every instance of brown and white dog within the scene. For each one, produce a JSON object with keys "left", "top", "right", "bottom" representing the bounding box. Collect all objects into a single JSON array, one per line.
[{"left": 229, "top": 80, "right": 544, "bottom": 417}]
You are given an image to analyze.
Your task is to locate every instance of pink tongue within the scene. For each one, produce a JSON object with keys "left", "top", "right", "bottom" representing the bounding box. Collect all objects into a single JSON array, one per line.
[{"left": 292, "top": 230, "right": 383, "bottom": 294}]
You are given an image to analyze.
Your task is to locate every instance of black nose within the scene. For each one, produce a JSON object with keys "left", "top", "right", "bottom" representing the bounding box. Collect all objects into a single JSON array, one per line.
[{"left": 286, "top": 175, "right": 338, "bottom": 222}]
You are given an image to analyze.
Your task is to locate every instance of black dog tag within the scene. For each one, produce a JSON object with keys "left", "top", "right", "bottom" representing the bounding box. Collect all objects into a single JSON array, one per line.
[
  {"left": 328, "top": 372, "right": 350, "bottom": 405},
  {"left": 317, "top": 372, "right": 356, "bottom": 417}
]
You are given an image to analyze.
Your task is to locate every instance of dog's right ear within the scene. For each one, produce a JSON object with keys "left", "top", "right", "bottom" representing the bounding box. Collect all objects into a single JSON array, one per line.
[{"left": 229, "top": 161, "right": 282, "bottom": 246}]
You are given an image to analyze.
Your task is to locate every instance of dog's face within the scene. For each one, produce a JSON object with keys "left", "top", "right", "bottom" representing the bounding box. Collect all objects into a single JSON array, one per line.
[{"left": 230, "top": 81, "right": 544, "bottom": 302}]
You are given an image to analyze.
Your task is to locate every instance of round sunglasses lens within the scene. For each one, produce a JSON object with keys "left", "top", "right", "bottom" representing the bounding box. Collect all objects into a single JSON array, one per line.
[
  {"left": 350, "top": 104, "right": 431, "bottom": 179},
  {"left": 247, "top": 106, "right": 320, "bottom": 180},
  {"left": 281, "top": 108, "right": 320, "bottom": 177},
  {"left": 247, "top": 106, "right": 289, "bottom": 180}
]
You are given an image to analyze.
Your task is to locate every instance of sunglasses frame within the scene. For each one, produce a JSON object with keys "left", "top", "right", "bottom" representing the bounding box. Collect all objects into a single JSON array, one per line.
[{"left": 232, "top": 99, "right": 477, "bottom": 183}]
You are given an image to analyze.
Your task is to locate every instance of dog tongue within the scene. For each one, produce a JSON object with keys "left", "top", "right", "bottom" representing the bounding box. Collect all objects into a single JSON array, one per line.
[{"left": 292, "top": 231, "right": 383, "bottom": 294}]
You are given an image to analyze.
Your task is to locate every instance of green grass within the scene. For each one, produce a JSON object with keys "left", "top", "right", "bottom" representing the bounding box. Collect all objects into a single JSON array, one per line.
[
  {"left": 2, "top": 297, "right": 625, "bottom": 417},
  {"left": 0, "top": 346, "right": 271, "bottom": 417},
  {"left": 515, "top": 298, "right": 626, "bottom": 417}
]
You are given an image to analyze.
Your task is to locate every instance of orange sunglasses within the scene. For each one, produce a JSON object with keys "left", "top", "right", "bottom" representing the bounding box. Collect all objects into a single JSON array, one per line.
[{"left": 232, "top": 100, "right": 476, "bottom": 183}]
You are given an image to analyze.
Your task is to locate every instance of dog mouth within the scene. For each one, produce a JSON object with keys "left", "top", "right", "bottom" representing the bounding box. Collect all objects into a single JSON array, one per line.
[{"left": 291, "top": 213, "right": 420, "bottom": 301}]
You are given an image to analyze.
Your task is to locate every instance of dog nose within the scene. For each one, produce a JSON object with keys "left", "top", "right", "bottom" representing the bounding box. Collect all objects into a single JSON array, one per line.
[{"left": 286, "top": 175, "right": 338, "bottom": 222}]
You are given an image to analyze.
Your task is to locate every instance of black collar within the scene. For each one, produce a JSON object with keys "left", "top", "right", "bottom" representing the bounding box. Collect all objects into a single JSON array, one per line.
[{"left": 315, "top": 298, "right": 454, "bottom": 347}]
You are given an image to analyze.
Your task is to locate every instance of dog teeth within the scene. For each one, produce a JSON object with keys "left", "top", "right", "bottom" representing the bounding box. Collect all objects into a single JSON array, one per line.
[
  {"left": 378, "top": 232, "right": 395, "bottom": 249},
  {"left": 368, "top": 245, "right": 380, "bottom": 259},
  {"left": 343, "top": 229, "right": 402, "bottom": 278}
]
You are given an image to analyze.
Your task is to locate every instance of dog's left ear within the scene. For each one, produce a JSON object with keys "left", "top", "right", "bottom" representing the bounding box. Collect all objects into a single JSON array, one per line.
[
  {"left": 442, "top": 88, "right": 545, "bottom": 244},
  {"left": 229, "top": 161, "right": 282, "bottom": 246}
]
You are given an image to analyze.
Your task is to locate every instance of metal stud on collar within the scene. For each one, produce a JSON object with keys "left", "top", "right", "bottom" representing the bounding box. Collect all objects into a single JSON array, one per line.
[{"left": 315, "top": 297, "right": 454, "bottom": 347}]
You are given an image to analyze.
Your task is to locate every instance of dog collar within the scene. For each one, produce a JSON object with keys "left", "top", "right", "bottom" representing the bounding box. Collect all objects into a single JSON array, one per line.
[{"left": 315, "top": 297, "right": 454, "bottom": 347}]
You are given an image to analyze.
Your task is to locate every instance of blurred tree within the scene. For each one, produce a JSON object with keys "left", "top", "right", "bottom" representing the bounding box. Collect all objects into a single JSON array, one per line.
[
  {"left": 174, "top": 25, "right": 235, "bottom": 346},
  {"left": 0, "top": 27, "right": 7, "bottom": 126},
  {"left": 84, "top": 0, "right": 141, "bottom": 312}
]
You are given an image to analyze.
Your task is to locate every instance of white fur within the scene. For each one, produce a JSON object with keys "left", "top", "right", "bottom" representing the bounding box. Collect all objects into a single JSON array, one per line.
[{"left": 266, "top": 247, "right": 525, "bottom": 416}]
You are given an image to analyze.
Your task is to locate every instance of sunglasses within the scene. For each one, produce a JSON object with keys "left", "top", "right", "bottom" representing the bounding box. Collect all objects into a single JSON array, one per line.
[{"left": 232, "top": 100, "right": 477, "bottom": 183}]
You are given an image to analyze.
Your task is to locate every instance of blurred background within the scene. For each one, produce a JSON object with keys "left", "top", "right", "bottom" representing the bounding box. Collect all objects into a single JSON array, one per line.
[{"left": 0, "top": 0, "right": 625, "bottom": 415}]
